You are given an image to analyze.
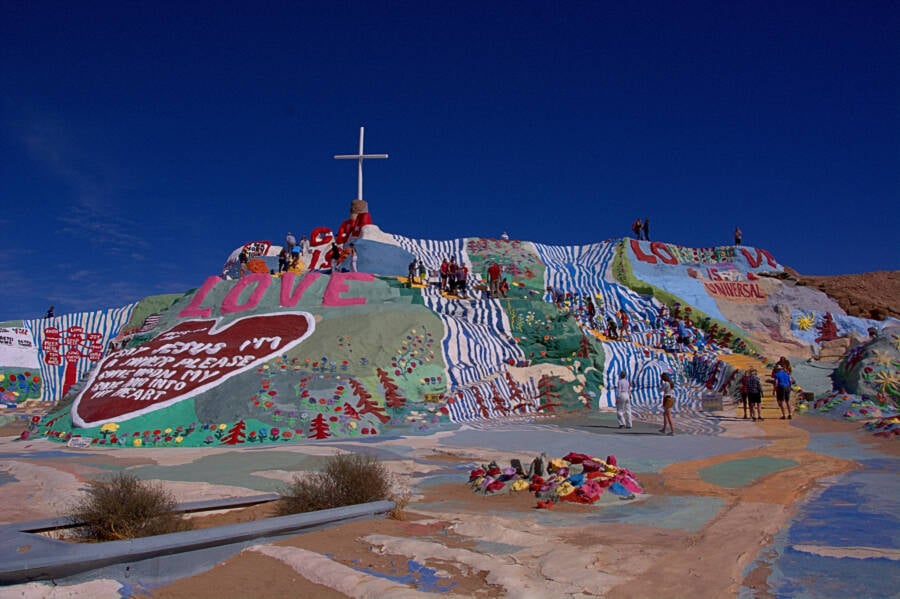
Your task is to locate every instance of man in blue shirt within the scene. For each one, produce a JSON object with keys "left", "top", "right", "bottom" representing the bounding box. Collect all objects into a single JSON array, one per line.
[{"left": 773, "top": 365, "right": 793, "bottom": 419}]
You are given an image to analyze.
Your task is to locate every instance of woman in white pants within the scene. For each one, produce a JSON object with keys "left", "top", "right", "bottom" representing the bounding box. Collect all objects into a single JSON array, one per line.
[{"left": 616, "top": 371, "right": 633, "bottom": 429}]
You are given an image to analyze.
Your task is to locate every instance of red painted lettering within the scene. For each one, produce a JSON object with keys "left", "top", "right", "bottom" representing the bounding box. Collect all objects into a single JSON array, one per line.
[
  {"left": 651, "top": 242, "right": 678, "bottom": 265},
  {"left": 630, "top": 239, "right": 657, "bottom": 264}
]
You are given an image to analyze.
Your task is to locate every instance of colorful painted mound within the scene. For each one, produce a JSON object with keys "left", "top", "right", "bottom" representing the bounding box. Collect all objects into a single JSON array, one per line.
[
  {"left": 468, "top": 452, "right": 643, "bottom": 508},
  {"left": 1, "top": 223, "right": 890, "bottom": 446}
]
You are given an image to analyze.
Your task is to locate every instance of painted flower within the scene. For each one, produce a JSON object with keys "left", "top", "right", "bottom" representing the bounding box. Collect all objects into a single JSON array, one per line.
[{"left": 133, "top": 438, "right": 142, "bottom": 447}]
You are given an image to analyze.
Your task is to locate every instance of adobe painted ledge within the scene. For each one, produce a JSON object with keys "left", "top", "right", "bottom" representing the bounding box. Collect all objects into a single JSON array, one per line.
[{"left": 0, "top": 495, "right": 394, "bottom": 584}]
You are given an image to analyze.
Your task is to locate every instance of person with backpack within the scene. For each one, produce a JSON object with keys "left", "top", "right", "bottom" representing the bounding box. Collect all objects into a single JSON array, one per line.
[
  {"left": 773, "top": 364, "right": 794, "bottom": 419},
  {"left": 745, "top": 369, "right": 763, "bottom": 421}
]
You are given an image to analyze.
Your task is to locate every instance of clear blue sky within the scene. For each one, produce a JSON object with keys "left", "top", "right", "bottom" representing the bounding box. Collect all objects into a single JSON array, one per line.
[{"left": 2, "top": 1, "right": 897, "bottom": 321}]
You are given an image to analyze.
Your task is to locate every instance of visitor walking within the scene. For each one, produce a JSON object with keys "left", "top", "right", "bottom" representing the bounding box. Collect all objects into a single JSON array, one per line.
[
  {"left": 739, "top": 370, "right": 750, "bottom": 419},
  {"left": 238, "top": 248, "right": 249, "bottom": 278},
  {"left": 746, "top": 369, "right": 763, "bottom": 421},
  {"left": 659, "top": 372, "right": 675, "bottom": 435},
  {"left": 774, "top": 364, "right": 793, "bottom": 420},
  {"left": 642, "top": 218, "right": 650, "bottom": 241},
  {"left": 615, "top": 371, "right": 633, "bottom": 429},
  {"left": 734, "top": 226, "right": 742, "bottom": 246}
]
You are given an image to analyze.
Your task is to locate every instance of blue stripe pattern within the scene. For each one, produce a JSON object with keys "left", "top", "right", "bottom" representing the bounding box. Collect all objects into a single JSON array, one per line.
[
  {"left": 533, "top": 240, "right": 659, "bottom": 330},
  {"left": 23, "top": 304, "right": 136, "bottom": 402}
]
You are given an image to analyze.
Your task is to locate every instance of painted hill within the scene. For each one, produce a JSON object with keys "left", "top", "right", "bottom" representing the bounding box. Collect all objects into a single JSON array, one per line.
[{"left": 2, "top": 217, "right": 897, "bottom": 447}]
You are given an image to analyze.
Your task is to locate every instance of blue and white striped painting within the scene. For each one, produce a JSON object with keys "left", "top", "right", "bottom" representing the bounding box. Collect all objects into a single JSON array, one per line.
[
  {"left": 423, "top": 290, "right": 525, "bottom": 388},
  {"left": 533, "top": 240, "right": 659, "bottom": 330},
  {"left": 23, "top": 304, "right": 136, "bottom": 403}
]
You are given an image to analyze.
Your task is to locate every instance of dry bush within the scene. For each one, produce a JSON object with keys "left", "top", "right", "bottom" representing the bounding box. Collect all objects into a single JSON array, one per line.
[
  {"left": 388, "top": 490, "right": 411, "bottom": 521},
  {"left": 68, "top": 472, "right": 191, "bottom": 541},
  {"left": 278, "top": 453, "right": 393, "bottom": 516}
]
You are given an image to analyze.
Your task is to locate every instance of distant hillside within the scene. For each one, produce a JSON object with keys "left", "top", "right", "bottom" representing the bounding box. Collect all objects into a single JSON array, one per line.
[{"left": 785, "top": 268, "right": 900, "bottom": 320}]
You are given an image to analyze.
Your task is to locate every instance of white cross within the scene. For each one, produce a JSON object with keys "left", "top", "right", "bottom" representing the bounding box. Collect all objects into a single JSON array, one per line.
[{"left": 334, "top": 126, "right": 388, "bottom": 201}]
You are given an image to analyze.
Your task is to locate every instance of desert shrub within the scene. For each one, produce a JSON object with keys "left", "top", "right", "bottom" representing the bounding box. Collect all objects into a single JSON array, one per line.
[
  {"left": 68, "top": 472, "right": 191, "bottom": 541},
  {"left": 278, "top": 453, "right": 393, "bottom": 516}
]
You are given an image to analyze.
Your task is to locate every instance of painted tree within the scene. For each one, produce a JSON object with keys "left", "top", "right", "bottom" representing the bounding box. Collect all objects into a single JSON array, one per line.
[
  {"left": 472, "top": 386, "right": 490, "bottom": 418},
  {"left": 577, "top": 334, "right": 592, "bottom": 358},
  {"left": 349, "top": 377, "right": 390, "bottom": 424},
  {"left": 308, "top": 413, "right": 331, "bottom": 439},
  {"left": 377, "top": 367, "right": 407, "bottom": 410},
  {"left": 341, "top": 402, "right": 361, "bottom": 419},
  {"left": 489, "top": 382, "right": 508, "bottom": 415},
  {"left": 815, "top": 312, "right": 840, "bottom": 342},
  {"left": 42, "top": 326, "right": 104, "bottom": 397},
  {"left": 537, "top": 375, "right": 562, "bottom": 412},
  {"left": 221, "top": 420, "right": 247, "bottom": 445},
  {"left": 504, "top": 371, "right": 532, "bottom": 414}
]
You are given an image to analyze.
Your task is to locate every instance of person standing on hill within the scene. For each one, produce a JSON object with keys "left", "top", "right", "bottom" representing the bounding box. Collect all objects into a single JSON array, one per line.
[
  {"left": 487, "top": 262, "right": 502, "bottom": 298},
  {"left": 659, "top": 372, "right": 675, "bottom": 435},
  {"left": 239, "top": 248, "right": 249, "bottom": 278},
  {"left": 734, "top": 226, "right": 742, "bottom": 246},
  {"left": 348, "top": 243, "right": 358, "bottom": 272},
  {"left": 615, "top": 371, "right": 633, "bottom": 429},
  {"left": 642, "top": 218, "right": 650, "bottom": 241},
  {"left": 585, "top": 295, "right": 596, "bottom": 327},
  {"left": 632, "top": 218, "right": 642, "bottom": 239},
  {"left": 285, "top": 232, "right": 296, "bottom": 252}
]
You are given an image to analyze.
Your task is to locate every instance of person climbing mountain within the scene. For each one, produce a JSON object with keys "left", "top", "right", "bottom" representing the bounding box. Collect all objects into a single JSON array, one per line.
[
  {"left": 606, "top": 316, "right": 619, "bottom": 340},
  {"left": 45, "top": 305, "right": 54, "bottom": 319},
  {"left": 488, "top": 262, "right": 502, "bottom": 297},
  {"left": 585, "top": 296, "right": 596, "bottom": 327},
  {"left": 499, "top": 277, "right": 509, "bottom": 298}
]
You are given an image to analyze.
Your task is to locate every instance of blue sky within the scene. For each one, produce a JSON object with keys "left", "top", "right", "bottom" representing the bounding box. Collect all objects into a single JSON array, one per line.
[{"left": 1, "top": 1, "right": 897, "bottom": 321}]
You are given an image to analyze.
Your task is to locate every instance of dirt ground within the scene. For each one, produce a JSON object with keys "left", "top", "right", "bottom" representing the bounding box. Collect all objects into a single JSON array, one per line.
[{"left": 148, "top": 415, "right": 894, "bottom": 598}]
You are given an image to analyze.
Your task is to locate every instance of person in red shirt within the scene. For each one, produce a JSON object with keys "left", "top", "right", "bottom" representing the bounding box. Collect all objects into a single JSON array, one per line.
[{"left": 487, "top": 262, "right": 502, "bottom": 297}]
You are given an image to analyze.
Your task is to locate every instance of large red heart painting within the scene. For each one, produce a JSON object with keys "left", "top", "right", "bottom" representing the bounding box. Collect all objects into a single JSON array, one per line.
[{"left": 71, "top": 312, "right": 315, "bottom": 427}]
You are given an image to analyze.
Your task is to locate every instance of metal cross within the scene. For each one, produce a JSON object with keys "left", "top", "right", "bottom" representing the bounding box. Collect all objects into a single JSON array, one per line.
[{"left": 334, "top": 126, "right": 388, "bottom": 201}]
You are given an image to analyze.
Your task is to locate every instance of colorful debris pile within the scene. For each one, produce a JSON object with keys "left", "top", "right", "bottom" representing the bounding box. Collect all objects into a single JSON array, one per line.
[{"left": 467, "top": 452, "right": 644, "bottom": 508}]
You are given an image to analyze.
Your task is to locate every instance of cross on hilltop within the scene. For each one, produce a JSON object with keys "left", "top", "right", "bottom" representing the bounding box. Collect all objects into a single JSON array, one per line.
[{"left": 334, "top": 126, "right": 388, "bottom": 201}]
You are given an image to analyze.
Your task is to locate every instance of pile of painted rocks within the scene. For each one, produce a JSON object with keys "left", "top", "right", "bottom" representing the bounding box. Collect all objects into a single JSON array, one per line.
[
  {"left": 468, "top": 452, "right": 644, "bottom": 508},
  {"left": 799, "top": 391, "right": 900, "bottom": 438}
]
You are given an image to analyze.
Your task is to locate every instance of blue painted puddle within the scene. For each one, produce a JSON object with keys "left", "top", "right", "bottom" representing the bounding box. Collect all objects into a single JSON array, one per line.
[{"left": 742, "top": 456, "right": 900, "bottom": 598}]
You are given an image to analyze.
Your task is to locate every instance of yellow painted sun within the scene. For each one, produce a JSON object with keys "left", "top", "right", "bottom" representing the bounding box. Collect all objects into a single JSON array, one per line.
[
  {"left": 870, "top": 350, "right": 896, "bottom": 369},
  {"left": 796, "top": 313, "right": 816, "bottom": 331},
  {"left": 873, "top": 370, "right": 899, "bottom": 394}
]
